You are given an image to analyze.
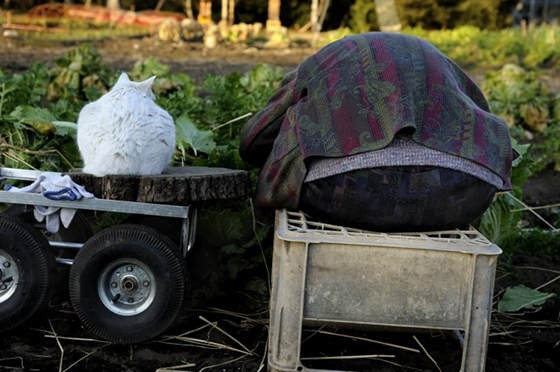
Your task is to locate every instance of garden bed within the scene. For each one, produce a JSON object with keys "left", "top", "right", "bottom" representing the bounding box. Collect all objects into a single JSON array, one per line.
[{"left": 0, "top": 33, "right": 558, "bottom": 371}]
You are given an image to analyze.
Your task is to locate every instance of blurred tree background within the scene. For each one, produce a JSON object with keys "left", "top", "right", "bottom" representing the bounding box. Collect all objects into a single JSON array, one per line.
[{"left": 1, "top": 0, "right": 542, "bottom": 30}]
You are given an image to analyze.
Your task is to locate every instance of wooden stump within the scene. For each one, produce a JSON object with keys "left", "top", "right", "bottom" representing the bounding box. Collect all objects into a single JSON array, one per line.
[{"left": 68, "top": 166, "right": 252, "bottom": 204}]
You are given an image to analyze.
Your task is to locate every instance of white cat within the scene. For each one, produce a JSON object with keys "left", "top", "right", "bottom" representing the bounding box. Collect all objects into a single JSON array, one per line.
[{"left": 77, "top": 73, "right": 175, "bottom": 176}]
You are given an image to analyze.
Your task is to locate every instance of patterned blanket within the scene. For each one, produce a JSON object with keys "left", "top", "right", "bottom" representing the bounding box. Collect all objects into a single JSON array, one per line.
[{"left": 240, "top": 32, "right": 513, "bottom": 208}]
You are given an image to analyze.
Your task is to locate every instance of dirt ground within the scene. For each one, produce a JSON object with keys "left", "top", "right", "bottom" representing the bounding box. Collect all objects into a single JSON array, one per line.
[
  {"left": 0, "top": 34, "right": 314, "bottom": 79},
  {"left": 0, "top": 34, "right": 559, "bottom": 372}
]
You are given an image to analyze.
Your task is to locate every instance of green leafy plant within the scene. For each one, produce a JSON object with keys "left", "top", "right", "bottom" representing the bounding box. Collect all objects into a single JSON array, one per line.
[
  {"left": 405, "top": 26, "right": 560, "bottom": 69},
  {"left": 199, "top": 64, "right": 283, "bottom": 133},
  {"left": 501, "top": 229, "right": 560, "bottom": 260},
  {"left": 0, "top": 44, "right": 285, "bottom": 173},
  {"left": 175, "top": 113, "right": 216, "bottom": 158},
  {"left": 127, "top": 58, "right": 202, "bottom": 120},
  {"left": 479, "top": 139, "right": 534, "bottom": 245},
  {"left": 0, "top": 63, "right": 50, "bottom": 117},
  {"left": 479, "top": 193, "right": 520, "bottom": 246},
  {"left": 7, "top": 105, "right": 57, "bottom": 135},
  {"left": 498, "top": 285, "right": 556, "bottom": 313},
  {"left": 535, "top": 120, "right": 560, "bottom": 171},
  {"left": 484, "top": 64, "right": 551, "bottom": 133},
  {"left": 47, "top": 44, "right": 113, "bottom": 107}
]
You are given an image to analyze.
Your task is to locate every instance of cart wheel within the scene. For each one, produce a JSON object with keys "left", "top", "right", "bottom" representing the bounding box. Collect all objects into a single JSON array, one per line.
[
  {"left": 69, "top": 224, "right": 186, "bottom": 344},
  {"left": 0, "top": 215, "right": 54, "bottom": 332},
  {"left": 3, "top": 205, "right": 93, "bottom": 304}
]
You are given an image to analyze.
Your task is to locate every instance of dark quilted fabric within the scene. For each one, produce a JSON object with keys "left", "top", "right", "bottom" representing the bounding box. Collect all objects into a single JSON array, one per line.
[{"left": 299, "top": 166, "right": 497, "bottom": 231}]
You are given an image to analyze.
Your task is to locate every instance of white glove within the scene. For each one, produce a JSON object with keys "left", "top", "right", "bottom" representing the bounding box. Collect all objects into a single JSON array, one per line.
[{"left": 7, "top": 172, "right": 94, "bottom": 233}]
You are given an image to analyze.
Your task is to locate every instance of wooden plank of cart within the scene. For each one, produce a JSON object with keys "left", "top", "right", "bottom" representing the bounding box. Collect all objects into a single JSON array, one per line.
[{"left": 0, "top": 166, "right": 251, "bottom": 343}]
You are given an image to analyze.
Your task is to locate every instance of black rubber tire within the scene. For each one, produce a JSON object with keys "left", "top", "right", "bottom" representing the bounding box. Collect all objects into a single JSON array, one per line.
[
  {"left": 2, "top": 204, "right": 94, "bottom": 304},
  {"left": 124, "top": 215, "right": 183, "bottom": 245},
  {"left": 68, "top": 224, "right": 186, "bottom": 344},
  {"left": 0, "top": 215, "right": 55, "bottom": 332}
]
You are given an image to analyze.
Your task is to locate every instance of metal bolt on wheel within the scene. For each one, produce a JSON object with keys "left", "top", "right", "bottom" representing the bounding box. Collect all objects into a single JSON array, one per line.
[
  {"left": 98, "top": 258, "right": 156, "bottom": 316},
  {"left": 0, "top": 249, "right": 19, "bottom": 304}
]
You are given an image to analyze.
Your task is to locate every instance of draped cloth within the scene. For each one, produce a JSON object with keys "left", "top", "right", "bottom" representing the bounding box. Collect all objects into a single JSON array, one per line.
[{"left": 239, "top": 32, "right": 513, "bottom": 209}]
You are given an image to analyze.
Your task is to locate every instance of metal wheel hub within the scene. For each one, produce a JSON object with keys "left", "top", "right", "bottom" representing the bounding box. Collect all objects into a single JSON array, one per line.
[
  {"left": 98, "top": 258, "right": 156, "bottom": 316},
  {"left": 0, "top": 249, "right": 19, "bottom": 304}
]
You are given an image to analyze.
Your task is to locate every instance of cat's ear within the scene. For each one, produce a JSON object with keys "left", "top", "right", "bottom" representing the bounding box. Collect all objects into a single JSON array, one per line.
[
  {"left": 141, "top": 76, "right": 156, "bottom": 89},
  {"left": 114, "top": 72, "right": 131, "bottom": 88},
  {"left": 139, "top": 76, "right": 156, "bottom": 95}
]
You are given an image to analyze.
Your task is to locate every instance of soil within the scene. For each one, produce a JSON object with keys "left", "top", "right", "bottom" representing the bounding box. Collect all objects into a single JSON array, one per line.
[
  {"left": 0, "top": 34, "right": 314, "bottom": 79},
  {"left": 0, "top": 34, "right": 559, "bottom": 372}
]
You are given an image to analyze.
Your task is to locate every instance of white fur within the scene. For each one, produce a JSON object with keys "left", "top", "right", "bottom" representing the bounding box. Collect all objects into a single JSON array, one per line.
[{"left": 77, "top": 73, "right": 175, "bottom": 176}]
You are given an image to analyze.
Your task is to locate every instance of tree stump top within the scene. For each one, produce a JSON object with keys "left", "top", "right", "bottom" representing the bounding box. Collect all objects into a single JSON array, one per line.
[{"left": 68, "top": 166, "right": 251, "bottom": 205}]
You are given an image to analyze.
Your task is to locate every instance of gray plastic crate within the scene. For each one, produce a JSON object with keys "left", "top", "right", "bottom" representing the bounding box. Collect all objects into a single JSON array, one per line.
[{"left": 268, "top": 210, "right": 502, "bottom": 372}]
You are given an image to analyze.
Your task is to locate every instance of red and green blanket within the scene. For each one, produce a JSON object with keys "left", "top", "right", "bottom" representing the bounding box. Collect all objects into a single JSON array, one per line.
[{"left": 240, "top": 32, "right": 513, "bottom": 209}]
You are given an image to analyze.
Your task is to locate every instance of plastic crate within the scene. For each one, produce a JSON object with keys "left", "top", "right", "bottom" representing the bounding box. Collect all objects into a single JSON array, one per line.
[{"left": 268, "top": 210, "right": 502, "bottom": 372}]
